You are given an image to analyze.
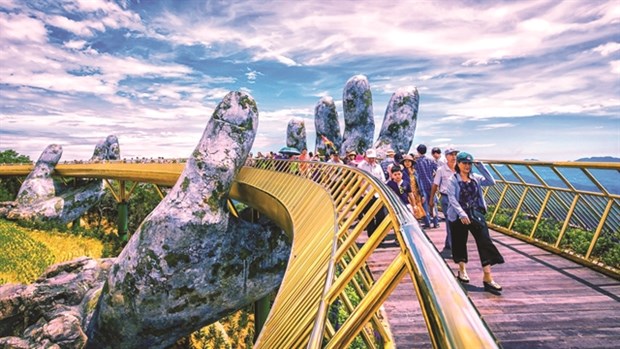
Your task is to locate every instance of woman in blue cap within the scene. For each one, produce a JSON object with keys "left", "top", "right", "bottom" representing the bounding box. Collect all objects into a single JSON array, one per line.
[{"left": 446, "top": 151, "right": 504, "bottom": 295}]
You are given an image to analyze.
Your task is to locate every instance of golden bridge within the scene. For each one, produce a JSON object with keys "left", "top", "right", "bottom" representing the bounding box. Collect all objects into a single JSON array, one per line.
[{"left": 1, "top": 159, "right": 619, "bottom": 348}]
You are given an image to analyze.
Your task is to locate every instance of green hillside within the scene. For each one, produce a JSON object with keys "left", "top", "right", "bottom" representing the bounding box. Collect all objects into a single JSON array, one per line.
[{"left": 0, "top": 219, "right": 103, "bottom": 284}]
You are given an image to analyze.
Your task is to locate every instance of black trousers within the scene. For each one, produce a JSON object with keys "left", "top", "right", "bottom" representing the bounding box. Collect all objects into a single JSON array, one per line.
[
  {"left": 359, "top": 195, "right": 387, "bottom": 238},
  {"left": 449, "top": 210, "right": 504, "bottom": 267}
]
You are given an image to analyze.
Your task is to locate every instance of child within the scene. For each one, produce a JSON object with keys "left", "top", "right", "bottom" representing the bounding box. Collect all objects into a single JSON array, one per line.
[{"left": 386, "top": 165, "right": 419, "bottom": 216}]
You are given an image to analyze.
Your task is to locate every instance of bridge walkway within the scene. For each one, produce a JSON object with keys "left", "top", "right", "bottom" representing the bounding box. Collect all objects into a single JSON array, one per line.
[{"left": 364, "top": 223, "right": 620, "bottom": 348}]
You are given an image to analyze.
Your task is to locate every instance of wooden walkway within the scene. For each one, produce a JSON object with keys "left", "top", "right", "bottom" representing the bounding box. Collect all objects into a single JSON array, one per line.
[{"left": 365, "top": 222, "right": 620, "bottom": 349}]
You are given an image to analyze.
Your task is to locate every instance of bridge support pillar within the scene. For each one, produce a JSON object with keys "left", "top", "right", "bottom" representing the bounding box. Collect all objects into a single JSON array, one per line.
[
  {"left": 72, "top": 217, "right": 81, "bottom": 230},
  {"left": 254, "top": 294, "right": 271, "bottom": 342},
  {"left": 118, "top": 201, "right": 129, "bottom": 241}
]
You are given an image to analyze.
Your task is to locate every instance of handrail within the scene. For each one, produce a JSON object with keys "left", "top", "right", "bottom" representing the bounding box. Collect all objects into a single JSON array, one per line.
[
  {"left": 0, "top": 160, "right": 501, "bottom": 348},
  {"left": 242, "top": 159, "right": 499, "bottom": 348},
  {"left": 479, "top": 160, "right": 619, "bottom": 279}
]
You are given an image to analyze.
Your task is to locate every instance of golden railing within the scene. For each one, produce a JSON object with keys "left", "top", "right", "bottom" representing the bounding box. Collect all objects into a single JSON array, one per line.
[
  {"left": 0, "top": 160, "right": 500, "bottom": 348},
  {"left": 238, "top": 159, "right": 499, "bottom": 348},
  {"left": 479, "top": 160, "right": 619, "bottom": 279}
]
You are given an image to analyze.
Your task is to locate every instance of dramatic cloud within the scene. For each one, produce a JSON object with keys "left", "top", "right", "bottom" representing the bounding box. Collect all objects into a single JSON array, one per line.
[{"left": 0, "top": 0, "right": 618, "bottom": 161}]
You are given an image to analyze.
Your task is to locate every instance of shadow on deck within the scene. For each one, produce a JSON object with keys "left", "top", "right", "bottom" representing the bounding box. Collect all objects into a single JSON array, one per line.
[{"left": 364, "top": 219, "right": 620, "bottom": 349}]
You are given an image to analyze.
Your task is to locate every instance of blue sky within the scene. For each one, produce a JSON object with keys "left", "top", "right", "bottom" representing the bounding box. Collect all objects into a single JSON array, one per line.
[{"left": 0, "top": 0, "right": 618, "bottom": 162}]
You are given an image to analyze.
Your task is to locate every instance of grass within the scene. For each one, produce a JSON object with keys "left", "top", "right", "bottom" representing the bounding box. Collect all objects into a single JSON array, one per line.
[{"left": 0, "top": 219, "right": 103, "bottom": 284}]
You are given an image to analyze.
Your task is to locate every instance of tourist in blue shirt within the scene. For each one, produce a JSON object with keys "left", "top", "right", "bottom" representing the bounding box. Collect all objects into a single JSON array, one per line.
[
  {"left": 414, "top": 144, "right": 438, "bottom": 228},
  {"left": 386, "top": 165, "right": 419, "bottom": 216}
]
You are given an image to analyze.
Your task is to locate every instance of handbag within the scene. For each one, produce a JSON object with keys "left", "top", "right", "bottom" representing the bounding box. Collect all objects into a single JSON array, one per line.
[{"left": 414, "top": 204, "right": 426, "bottom": 220}]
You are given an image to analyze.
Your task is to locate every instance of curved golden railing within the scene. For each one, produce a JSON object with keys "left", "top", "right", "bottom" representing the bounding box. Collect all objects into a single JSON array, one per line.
[
  {"left": 241, "top": 159, "right": 499, "bottom": 348},
  {"left": 478, "top": 160, "right": 620, "bottom": 279},
  {"left": 0, "top": 160, "right": 500, "bottom": 348}
]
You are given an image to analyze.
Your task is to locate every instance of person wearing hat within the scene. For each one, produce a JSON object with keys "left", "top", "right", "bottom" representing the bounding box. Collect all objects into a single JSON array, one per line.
[
  {"left": 357, "top": 148, "right": 387, "bottom": 238},
  {"left": 446, "top": 151, "right": 505, "bottom": 295},
  {"left": 380, "top": 148, "right": 397, "bottom": 179},
  {"left": 430, "top": 147, "right": 459, "bottom": 254},
  {"left": 327, "top": 151, "right": 344, "bottom": 164},
  {"left": 398, "top": 154, "right": 426, "bottom": 220},
  {"left": 345, "top": 150, "right": 357, "bottom": 166}
]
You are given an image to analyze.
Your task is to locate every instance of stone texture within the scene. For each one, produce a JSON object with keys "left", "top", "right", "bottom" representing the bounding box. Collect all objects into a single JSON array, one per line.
[
  {"left": 0, "top": 257, "right": 114, "bottom": 349},
  {"left": 92, "top": 135, "right": 120, "bottom": 161},
  {"left": 374, "top": 87, "right": 419, "bottom": 158},
  {"left": 15, "top": 144, "right": 62, "bottom": 206},
  {"left": 286, "top": 117, "right": 307, "bottom": 152},
  {"left": 87, "top": 91, "right": 290, "bottom": 348},
  {"left": 341, "top": 75, "right": 374, "bottom": 156},
  {"left": 314, "top": 96, "right": 342, "bottom": 157}
]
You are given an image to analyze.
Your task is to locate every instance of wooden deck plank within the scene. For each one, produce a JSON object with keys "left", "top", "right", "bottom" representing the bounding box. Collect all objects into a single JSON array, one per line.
[{"left": 363, "top": 221, "right": 620, "bottom": 349}]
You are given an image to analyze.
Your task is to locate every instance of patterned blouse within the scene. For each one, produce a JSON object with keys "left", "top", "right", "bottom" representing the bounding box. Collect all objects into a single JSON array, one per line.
[{"left": 458, "top": 180, "right": 479, "bottom": 211}]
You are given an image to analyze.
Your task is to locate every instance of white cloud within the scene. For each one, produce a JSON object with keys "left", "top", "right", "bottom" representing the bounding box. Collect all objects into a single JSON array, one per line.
[
  {"left": 477, "top": 123, "right": 515, "bottom": 131},
  {"left": 592, "top": 42, "right": 620, "bottom": 56},
  {"left": 64, "top": 40, "right": 87, "bottom": 50},
  {"left": 0, "top": 12, "right": 47, "bottom": 43}
]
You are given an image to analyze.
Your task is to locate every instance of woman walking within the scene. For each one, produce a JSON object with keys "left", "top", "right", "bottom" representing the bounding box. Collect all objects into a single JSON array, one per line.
[
  {"left": 446, "top": 152, "right": 504, "bottom": 295},
  {"left": 399, "top": 154, "right": 426, "bottom": 221}
]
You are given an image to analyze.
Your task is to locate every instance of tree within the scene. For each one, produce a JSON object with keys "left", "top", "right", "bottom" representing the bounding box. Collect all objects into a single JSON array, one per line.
[{"left": 0, "top": 149, "right": 32, "bottom": 201}]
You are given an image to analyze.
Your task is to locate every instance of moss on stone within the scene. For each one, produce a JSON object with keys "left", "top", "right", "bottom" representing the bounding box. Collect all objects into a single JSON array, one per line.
[
  {"left": 174, "top": 285, "right": 195, "bottom": 298},
  {"left": 167, "top": 302, "right": 186, "bottom": 314},
  {"left": 86, "top": 289, "right": 102, "bottom": 314},
  {"left": 146, "top": 249, "right": 158, "bottom": 262},
  {"left": 188, "top": 293, "right": 208, "bottom": 305},
  {"left": 388, "top": 119, "right": 409, "bottom": 134},
  {"left": 54, "top": 200, "right": 63, "bottom": 213},
  {"left": 164, "top": 253, "right": 190, "bottom": 268},
  {"left": 345, "top": 98, "right": 355, "bottom": 112},
  {"left": 181, "top": 177, "right": 190, "bottom": 192},
  {"left": 206, "top": 194, "right": 219, "bottom": 212},
  {"left": 397, "top": 95, "right": 411, "bottom": 108},
  {"left": 363, "top": 90, "right": 372, "bottom": 108},
  {"left": 239, "top": 94, "right": 258, "bottom": 114}
]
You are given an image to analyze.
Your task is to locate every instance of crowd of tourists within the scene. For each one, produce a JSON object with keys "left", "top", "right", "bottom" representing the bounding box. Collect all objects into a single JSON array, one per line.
[{"left": 255, "top": 144, "right": 505, "bottom": 295}]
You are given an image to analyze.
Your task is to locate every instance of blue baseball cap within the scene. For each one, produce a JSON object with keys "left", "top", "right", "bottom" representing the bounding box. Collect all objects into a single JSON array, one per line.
[{"left": 456, "top": 152, "right": 474, "bottom": 163}]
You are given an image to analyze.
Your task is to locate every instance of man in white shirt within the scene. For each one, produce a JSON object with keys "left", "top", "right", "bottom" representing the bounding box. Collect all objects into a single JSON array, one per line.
[
  {"left": 357, "top": 149, "right": 386, "bottom": 181},
  {"left": 430, "top": 147, "right": 459, "bottom": 253},
  {"left": 327, "top": 152, "right": 344, "bottom": 164},
  {"left": 356, "top": 149, "right": 387, "bottom": 238}
]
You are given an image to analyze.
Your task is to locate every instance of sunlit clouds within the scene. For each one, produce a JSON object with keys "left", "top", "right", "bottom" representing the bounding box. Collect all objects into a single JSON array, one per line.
[{"left": 0, "top": 0, "right": 618, "bottom": 162}]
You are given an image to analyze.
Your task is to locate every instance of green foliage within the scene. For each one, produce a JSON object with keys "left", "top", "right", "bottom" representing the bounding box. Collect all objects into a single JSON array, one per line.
[
  {"left": 0, "top": 149, "right": 31, "bottom": 164},
  {"left": 0, "top": 149, "right": 31, "bottom": 201},
  {"left": 559, "top": 227, "right": 592, "bottom": 255},
  {"left": 188, "top": 307, "right": 253, "bottom": 349},
  {"left": 591, "top": 231, "right": 620, "bottom": 268},
  {"left": 512, "top": 215, "right": 534, "bottom": 235},
  {"left": 533, "top": 219, "right": 559, "bottom": 244},
  {"left": 487, "top": 206, "right": 511, "bottom": 228},
  {"left": 326, "top": 275, "right": 381, "bottom": 348},
  {"left": 486, "top": 205, "right": 619, "bottom": 269}
]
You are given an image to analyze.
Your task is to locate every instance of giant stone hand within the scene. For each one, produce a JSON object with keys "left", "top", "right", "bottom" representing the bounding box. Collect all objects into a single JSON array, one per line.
[
  {"left": 87, "top": 91, "right": 290, "bottom": 348},
  {"left": 0, "top": 92, "right": 290, "bottom": 349},
  {"left": 3, "top": 136, "right": 120, "bottom": 224},
  {"left": 310, "top": 74, "right": 419, "bottom": 158}
]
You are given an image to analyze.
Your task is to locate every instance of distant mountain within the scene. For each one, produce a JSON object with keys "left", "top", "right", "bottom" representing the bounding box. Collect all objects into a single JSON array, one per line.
[{"left": 576, "top": 156, "right": 620, "bottom": 162}]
